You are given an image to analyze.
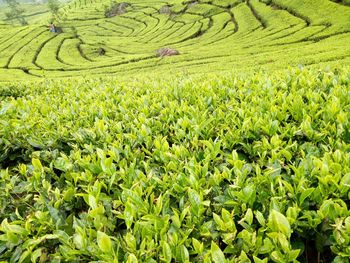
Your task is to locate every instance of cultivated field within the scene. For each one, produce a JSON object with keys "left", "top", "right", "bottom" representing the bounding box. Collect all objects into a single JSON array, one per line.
[
  {"left": 0, "top": 0, "right": 349, "bottom": 80},
  {"left": 2, "top": 67, "right": 350, "bottom": 262},
  {"left": 1, "top": 0, "right": 350, "bottom": 262}
]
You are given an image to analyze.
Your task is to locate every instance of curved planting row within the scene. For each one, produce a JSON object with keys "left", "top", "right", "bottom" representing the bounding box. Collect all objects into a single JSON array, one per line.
[{"left": 0, "top": 0, "right": 349, "bottom": 78}]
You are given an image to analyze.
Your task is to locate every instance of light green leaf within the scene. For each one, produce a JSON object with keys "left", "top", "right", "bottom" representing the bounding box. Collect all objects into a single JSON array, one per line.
[
  {"left": 213, "top": 213, "right": 225, "bottom": 230},
  {"left": 340, "top": 173, "right": 350, "bottom": 194},
  {"left": 88, "top": 195, "right": 97, "bottom": 210},
  {"left": 333, "top": 256, "right": 349, "bottom": 263},
  {"left": 259, "top": 238, "right": 274, "bottom": 254},
  {"left": 238, "top": 250, "right": 250, "bottom": 263},
  {"left": 188, "top": 189, "right": 201, "bottom": 216},
  {"left": 192, "top": 238, "right": 203, "bottom": 255},
  {"left": 97, "top": 231, "right": 113, "bottom": 254},
  {"left": 1, "top": 220, "right": 28, "bottom": 236},
  {"left": 245, "top": 208, "right": 253, "bottom": 225},
  {"left": 271, "top": 251, "right": 285, "bottom": 263},
  {"left": 179, "top": 245, "right": 189, "bottom": 262},
  {"left": 211, "top": 241, "right": 226, "bottom": 263},
  {"left": 126, "top": 253, "right": 138, "bottom": 263},
  {"left": 299, "top": 188, "right": 314, "bottom": 204},
  {"left": 268, "top": 210, "right": 291, "bottom": 237},
  {"left": 162, "top": 241, "right": 172, "bottom": 263},
  {"left": 30, "top": 248, "right": 42, "bottom": 263},
  {"left": 221, "top": 208, "right": 231, "bottom": 223},
  {"left": 124, "top": 203, "right": 134, "bottom": 229},
  {"left": 255, "top": 211, "right": 266, "bottom": 226},
  {"left": 287, "top": 249, "right": 300, "bottom": 261},
  {"left": 125, "top": 232, "right": 136, "bottom": 252},
  {"left": 73, "top": 233, "right": 84, "bottom": 249},
  {"left": 32, "top": 158, "right": 43, "bottom": 172},
  {"left": 18, "top": 250, "right": 30, "bottom": 263},
  {"left": 253, "top": 256, "right": 268, "bottom": 263}
]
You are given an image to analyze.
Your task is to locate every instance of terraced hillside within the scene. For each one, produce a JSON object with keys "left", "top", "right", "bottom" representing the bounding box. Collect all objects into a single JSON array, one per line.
[
  {"left": 0, "top": 0, "right": 350, "bottom": 80},
  {"left": 0, "top": 3, "right": 50, "bottom": 24},
  {"left": 2, "top": 0, "right": 350, "bottom": 262}
]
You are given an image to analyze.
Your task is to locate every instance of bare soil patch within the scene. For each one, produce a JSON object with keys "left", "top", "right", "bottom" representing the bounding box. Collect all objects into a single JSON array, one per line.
[
  {"left": 105, "top": 2, "right": 130, "bottom": 18},
  {"left": 156, "top": 47, "right": 180, "bottom": 57}
]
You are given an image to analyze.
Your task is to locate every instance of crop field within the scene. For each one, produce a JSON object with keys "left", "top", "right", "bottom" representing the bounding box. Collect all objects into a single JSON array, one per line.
[
  {"left": 1, "top": 67, "right": 350, "bottom": 262},
  {"left": 0, "top": 0, "right": 349, "bottom": 80},
  {"left": 0, "top": 3, "right": 50, "bottom": 26},
  {"left": 1, "top": 0, "right": 350, "bottom": 262}
]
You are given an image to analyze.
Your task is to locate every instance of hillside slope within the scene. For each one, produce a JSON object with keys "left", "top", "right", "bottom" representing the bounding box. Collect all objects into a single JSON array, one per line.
[{"left": 0, "top": 0, "right": 349, "bottom": 80}]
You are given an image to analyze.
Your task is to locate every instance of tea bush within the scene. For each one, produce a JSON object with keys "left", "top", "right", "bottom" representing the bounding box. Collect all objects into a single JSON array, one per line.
[{"left": 1, "top": 67, "right": 350, "bottom": 262}]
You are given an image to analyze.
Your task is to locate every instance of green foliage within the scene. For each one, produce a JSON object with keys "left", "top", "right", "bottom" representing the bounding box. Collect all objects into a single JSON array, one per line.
[
  {"left": 4, "top": 0, "right": 27, "bottom": 25},
  {"left": 47, "top": 0, "right": 60, "bottom": 20},
  {"left": 1, "top": 67, "right": 350, "bottom": 261},
  {"left": 332, "top": 0, "right": 350, "bottom": 6},
  {"left": 0, "top": 0, "right": 350, "bottom": 79},
  {"left": 0, "top": 0, "right": 349, "bottom": 261}
]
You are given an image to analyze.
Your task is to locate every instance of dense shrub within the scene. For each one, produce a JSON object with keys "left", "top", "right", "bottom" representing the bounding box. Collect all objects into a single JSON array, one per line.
[{"left": 1, "top": 67, "right": 350, "bottom": 262}]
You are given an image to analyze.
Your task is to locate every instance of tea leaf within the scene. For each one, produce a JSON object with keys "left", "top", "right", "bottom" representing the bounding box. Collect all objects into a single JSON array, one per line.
[
  {"left": 97, "top": 231, "right": 113, "bottom": 254},
  {"left": 268, "top": 210, "right": 291, "bottom": 237},
  {"left": 162, "top": 241, "right": 172, "bottom": 263},
  {"left": 211, "top": 241, "right": 226, "bottom": 263}
]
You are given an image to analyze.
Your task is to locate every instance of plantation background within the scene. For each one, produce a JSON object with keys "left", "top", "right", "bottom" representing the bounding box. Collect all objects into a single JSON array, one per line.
[
  {"left": 1, "top": 0, "right": 350, "bottom": 262},
  {"left": 0, "top": 0, "right": 350, "bottom": 80}
]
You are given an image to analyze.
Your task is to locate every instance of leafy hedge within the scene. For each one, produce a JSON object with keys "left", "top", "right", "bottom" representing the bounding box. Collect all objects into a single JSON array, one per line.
[
  {"left": 1, "top": 67, "right": 350, "bottom": 262},
  {"left": 331, "top": 0, "right": 350, "bottom": 6}
]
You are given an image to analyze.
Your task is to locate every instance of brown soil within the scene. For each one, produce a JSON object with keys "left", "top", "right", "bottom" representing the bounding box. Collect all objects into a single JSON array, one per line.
[
  {"left": 105, "top": 2, "right": 130, "bottom": 18},
  {"left": 156, "top": 48, "right": 180, "bottom": 57}
]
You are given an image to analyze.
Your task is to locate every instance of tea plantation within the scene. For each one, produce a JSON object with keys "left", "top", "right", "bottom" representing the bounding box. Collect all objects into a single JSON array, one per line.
[
  {"left": 0, "top": 0, "right": 350, "bottom": 80},
  {"left": 1, "top": 0, "right": 350, "bottom": 262}
]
